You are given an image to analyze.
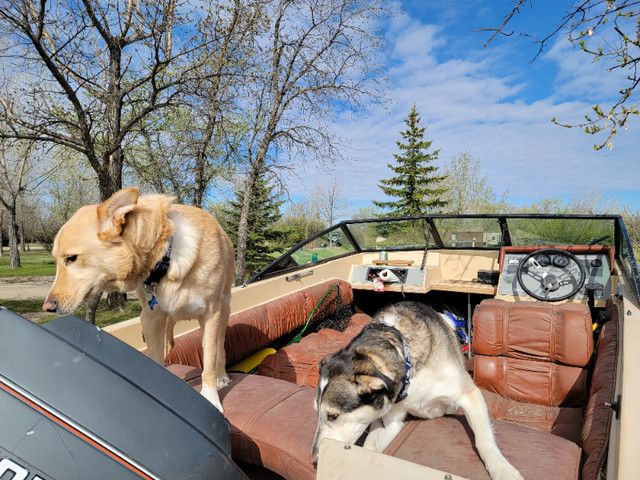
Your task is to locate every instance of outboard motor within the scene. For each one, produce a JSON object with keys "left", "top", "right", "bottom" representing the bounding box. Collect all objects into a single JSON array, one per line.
[{"left": 0, "top": 308, "right": 247, "bottom": 480}]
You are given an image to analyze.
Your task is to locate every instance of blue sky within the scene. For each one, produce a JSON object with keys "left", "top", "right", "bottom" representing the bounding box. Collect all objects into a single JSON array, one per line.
[{"left": 283, "top": 1, "right": 640, "bottom": 215}]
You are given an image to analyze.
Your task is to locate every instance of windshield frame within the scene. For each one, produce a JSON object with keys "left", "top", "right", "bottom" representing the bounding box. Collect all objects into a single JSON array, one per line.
[{"left": 246, "top": 213, "right": 639, "bottom": 299}]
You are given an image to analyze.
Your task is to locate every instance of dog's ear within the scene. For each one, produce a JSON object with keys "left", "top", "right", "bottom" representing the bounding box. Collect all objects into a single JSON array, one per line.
[
  {"left": 355, "top": 374, "right": 388, "bottom": 394},
  {"left": 97, "top": 187, "right": 139, "bottom": 241}
]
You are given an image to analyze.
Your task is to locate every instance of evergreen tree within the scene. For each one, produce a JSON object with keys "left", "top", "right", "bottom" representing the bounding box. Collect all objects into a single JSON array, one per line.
[
  {"left": 373, "top": 105, "right": 449, "bottom": 216},
  {"left": 221, "top": 172, "right": 287, "bottom": 282}
]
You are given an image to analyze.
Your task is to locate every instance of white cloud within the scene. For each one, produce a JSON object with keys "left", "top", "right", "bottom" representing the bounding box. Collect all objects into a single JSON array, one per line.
[{"left": 283, "top": 6, "right": 640, "bottom": 213}]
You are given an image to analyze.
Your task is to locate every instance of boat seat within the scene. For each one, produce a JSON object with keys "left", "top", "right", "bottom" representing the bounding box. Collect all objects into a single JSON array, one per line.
[
  {"left": 163, "top": 279, "right": 354, "bottom": 368},
  {"left": 581, "top": 305, "right": 618, "bottom": 480},
  {"left": 472, "top": 299, "right": 619, "bottom": 480},
  {"left": 256, "top": 313, "right": 371, "bottom": 386},
  {"left": 164, "top": 369, "right": 583, "bottom": 480},
  {"left": 472, "top": 299, "right": 593, "bottom": 444},
  {"left": 163, "top": 294, "right": 616, "bottom": 479}
]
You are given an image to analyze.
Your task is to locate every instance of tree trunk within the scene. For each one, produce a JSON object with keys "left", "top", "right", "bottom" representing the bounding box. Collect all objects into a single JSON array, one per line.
[
  {"left": 20, "top": 205, "right": 26, "bottom": 252},
  {"left": 107, "top": 292, "right": 128, "bottom": 310},
  {"left": 193, "top": 101, "right": 219, "bottom": 208},
  {"left": 104, "top": 151, "right": 126, "bottom": 311},
  {"left": 84, "top": 292, "right": 102, "bottom": 325},
  {"left": 7, "top": 198, "right": 21, "bottom": 268},
  {"left": 234, "top": 164, "right": 261, "bottom": 285}
]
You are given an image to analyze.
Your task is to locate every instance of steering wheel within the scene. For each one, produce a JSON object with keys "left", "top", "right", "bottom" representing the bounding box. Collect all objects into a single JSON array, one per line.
[{"left": 516, "top": 248, "right": 586, "bottom": 302}]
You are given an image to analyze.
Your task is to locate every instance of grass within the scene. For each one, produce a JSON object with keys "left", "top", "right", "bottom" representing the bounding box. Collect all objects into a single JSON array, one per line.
[
  {"left": 0, "top": 248, "right": 56, "bottom": 277},
  {"left": 0, "top": 298, "right": 142, "bottom": 328}
]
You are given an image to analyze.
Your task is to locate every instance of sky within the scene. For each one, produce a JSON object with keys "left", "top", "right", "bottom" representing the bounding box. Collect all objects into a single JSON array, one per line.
[{"left": 282, "top": 0, "right": 640, "bottom": 216}]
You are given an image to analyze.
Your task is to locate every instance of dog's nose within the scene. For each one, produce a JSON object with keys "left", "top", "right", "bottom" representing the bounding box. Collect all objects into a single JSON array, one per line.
[
  {"left": 42, "top": 300, "right": 58, "bottom": 312},
  {"left": 310, "top": 453, "right": 318, "bottom": 467}
]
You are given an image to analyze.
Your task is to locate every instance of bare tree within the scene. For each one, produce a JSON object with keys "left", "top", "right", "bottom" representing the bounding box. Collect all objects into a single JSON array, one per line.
[
  {"left": 441, "top": 152, "right": 509, "bottom": 214},
  {"left": 126, "top": 0, "right": 262, "bottom": 206},
  {"left": 477, "top": 1, "right": 640, "bottom": 150},
  {"left": 310, "top": 178, "right": 351, "bottom": 230},
  {"left": 233, "top": 0, "right": 390, "bottom": 284},
  {"left": 0, "top": 0, "right": 202, "bottom": 198},
  {"left": 0, "top": 139, "right": 58, "bottom": 268}
]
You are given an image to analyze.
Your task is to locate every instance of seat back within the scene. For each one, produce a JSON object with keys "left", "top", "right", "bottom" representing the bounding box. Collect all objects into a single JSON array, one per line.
[
  {"left": 165, "top": 279, "right": 354, "bottom": 368},
  {"left": 472, "top": 299, "right": 593, "bottom": 407},
  {"left": 581, "top": 303, "right": 618, "bottom": 480}
]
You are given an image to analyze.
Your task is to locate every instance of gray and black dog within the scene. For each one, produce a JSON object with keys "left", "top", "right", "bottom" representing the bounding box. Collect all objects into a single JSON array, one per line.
[{"left": 311, "top": 301, "right": 523, "bottom": 480}]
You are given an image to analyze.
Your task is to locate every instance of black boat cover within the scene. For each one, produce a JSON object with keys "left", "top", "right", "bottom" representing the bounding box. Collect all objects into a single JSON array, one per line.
[{"left": 0, "top": 308, "right": 247, "bottom": 480}]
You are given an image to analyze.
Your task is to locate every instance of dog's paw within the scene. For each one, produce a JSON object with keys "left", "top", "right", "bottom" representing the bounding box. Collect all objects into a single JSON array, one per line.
[
  {"left": 362, "top": 429, "right": 389, "bottom": 452},
  {"left": 216, "top": 375, "right": 230, "bottom": 388},
  {"left": 489, "top": 463, "right": 524, "bottom": 480},
  {"left": 201, "top": 383, "right": 225, "bottom": 414}
]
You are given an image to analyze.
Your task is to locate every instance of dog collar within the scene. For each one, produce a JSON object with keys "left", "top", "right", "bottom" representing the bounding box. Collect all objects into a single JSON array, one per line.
[
  {"left": 379, "top": 322, "right": 412, "bottom": 403},
  {"left": 143, "top": 237, "right": 173, "bottom": 310},
  {"left": 396, "top": 332, "right": 411, "bottom": 402}
]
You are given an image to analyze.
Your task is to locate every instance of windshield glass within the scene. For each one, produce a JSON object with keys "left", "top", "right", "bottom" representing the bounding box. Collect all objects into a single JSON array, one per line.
[
  {"left": 431, "top": 217, "right": 502, "bottom": 247},
  {"left": 288, "top": 227, "right": 356, "bottom": 265},
  {"left": 250, "top": 214, "right": 632, "bottom": 286},
  {"left": 505, "top": 218, "right": 615, "bottom": 246},
  {"left": 346, "top": 219, "right": 436, "bottom": 251}
]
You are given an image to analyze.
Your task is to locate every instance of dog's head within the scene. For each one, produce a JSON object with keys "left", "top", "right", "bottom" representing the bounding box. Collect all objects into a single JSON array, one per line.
[
  {"left": 310, "top": 345, "right": 395, "bottom": 465},
  {"left": 42, "top": 187, "right": 144, "bottom": 314}
]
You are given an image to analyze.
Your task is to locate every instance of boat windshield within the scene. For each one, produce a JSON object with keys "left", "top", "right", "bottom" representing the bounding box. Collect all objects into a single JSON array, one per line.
[{"left": 249, "top": 214, "right": 637, "bottom": 293}]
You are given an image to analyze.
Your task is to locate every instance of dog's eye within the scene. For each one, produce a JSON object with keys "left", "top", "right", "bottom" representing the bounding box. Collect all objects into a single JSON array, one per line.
[
  {"left": 327, "top": 413, "right": 339, "bottom": 422},
  {"left": 65, "top": 255, "right": 78, "bottom": 265}
]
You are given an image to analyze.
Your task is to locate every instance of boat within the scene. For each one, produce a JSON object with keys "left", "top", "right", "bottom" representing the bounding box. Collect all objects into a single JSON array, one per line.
[{"left": 1, "top": 213, "right": 639, "bottom": 479}]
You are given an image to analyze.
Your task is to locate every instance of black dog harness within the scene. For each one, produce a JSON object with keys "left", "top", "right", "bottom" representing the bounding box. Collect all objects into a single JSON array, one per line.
[{"left": 143, "top": 237, "right": 173, "bottom": 310}]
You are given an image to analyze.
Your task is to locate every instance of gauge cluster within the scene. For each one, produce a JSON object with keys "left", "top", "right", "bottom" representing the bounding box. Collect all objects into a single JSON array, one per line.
[{"left": 498, "top": 249, "right": 612, "bottom": 302}]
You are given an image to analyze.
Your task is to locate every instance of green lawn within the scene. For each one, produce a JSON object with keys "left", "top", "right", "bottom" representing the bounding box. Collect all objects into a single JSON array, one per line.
[
  {"left": 1, "top": 298, "right": 142, "bottom": 328},
  {"left": 1, "top": 247, "right": 140, "bottom": 328},
  {"left": 0, "top": 248, "right": 56, "bottom": 277}
]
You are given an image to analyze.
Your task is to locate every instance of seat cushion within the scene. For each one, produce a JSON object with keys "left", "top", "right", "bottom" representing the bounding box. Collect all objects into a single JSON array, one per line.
[
  {"left": 169, "top": 370, "right": 582, "bottom": 480},
  {"left": 581, "top": 308, "right": 619, "bottom": 480},
  {"left": 219, "top": 373, "right": 317, "bottom": 480},
  {"left": 481, "top": 389, "right": 583, "bottom": 445},
  {"left": 473, "top": 299, "right": 593, "bottom": 367},
  {"left": 474, "top": 355, "right": 589, "bottom": 407},
  {"left": 164, "top": 279, "right": 354, "bottom": 368},
  {"left": 384, "top": 414, "right": 581, "bottom": 480},
  {"left": 257, "top": 313, "right": 371, "bottom": 387}
]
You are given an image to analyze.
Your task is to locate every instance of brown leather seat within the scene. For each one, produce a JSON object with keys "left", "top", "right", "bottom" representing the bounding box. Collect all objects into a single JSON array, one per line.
[
  {"left": 472, "top": 299, "right": 593, "bottom": 444},
  {"left": 581, "top": 305, "right": 618, "bottom": 480},
  {"left": 164, "top": 279, "right": 354, "bottom": 368},
  {"left": 471, "top": 299, "right": 620, "bottom": 480},
  {"left": 256, "top": 313, "right": 371, "bottom": 387},
  {"left": 163, "top": 292, "right": 616, "bottom": 480},
  {"left": 216, "top": 372, "right": 582, "bottom": 480}
]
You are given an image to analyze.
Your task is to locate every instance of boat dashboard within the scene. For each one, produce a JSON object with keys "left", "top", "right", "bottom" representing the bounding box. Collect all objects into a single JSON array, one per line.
[
  {"left": 347, "top": 246, "right": 614, "bottom": 305},
  {"left": 497, "top": 246, "right": 612, "bottom": 303}
]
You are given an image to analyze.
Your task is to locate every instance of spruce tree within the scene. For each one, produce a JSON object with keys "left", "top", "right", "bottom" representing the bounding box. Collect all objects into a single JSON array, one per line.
[
  {"left": 221, "top": 173, "right": 287, "bottom": 282},
  {"left": 373, "top": 105, "right": 449, "bottom": 216}
]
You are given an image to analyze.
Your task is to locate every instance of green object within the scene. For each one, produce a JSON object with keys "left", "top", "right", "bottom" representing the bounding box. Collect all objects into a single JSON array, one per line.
[{"left": 288, "top": 283, "right": 340, "bottom": 345}]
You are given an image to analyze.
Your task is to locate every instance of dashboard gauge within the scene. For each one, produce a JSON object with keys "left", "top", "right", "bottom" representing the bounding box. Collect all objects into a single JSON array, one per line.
[
  {"left": 534, "top": 254, "right": 551, "bottom": 267},
  {"left": 591, "top": 258, "right": 603, "bottom": 268},
  {"left": 553, "top": 255, "right": 570, "bottom": 267}
]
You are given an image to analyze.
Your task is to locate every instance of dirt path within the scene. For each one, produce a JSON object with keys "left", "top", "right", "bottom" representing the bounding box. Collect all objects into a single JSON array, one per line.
[
  {"left": 0, "top": 276, "right": 56, "bottom": 322},
  {"left": 0, "top": 276, "right": 55, "bottom": 300}
]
